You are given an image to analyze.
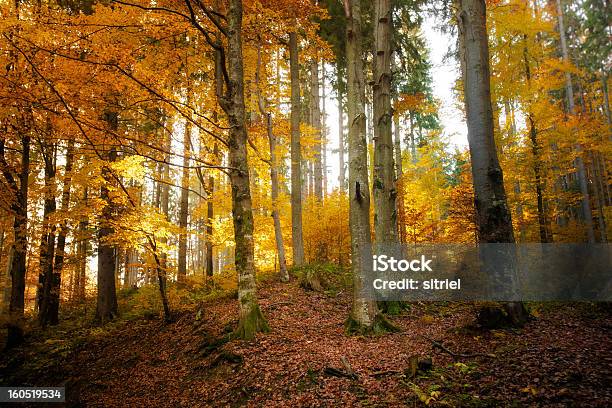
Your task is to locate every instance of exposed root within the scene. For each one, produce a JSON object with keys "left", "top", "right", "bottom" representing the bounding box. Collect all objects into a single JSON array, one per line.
[
  {"left": 345, "top": 313, "right": 400, "bottom": 335},
  {"left": 232, "top": 303, "right": 270, "bottom": 341}
]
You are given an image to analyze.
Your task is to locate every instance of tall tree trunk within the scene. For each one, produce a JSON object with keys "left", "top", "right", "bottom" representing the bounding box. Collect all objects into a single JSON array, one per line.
[
  {"left": 458, "top": 0, "right": 515, "bottom": 243},
  {"left": 504, "top": 102, "right": 527, "bottom": 242},
  {"left": 289, "top": 31, "right": 305, "bottom": 266},
  {"left": 178, "top": 89, "right": 192, "bottom": 283},
  {"left": 344, "top": 0, "right": 394, "bottom": 334},
  {"left": 76, "top": 187, "right": 89, "bottom": 302},
  {"left": 206, "top": 145, "right": 216, "bottom": 278},
  {"left": 255, "top": 42, "right": 289, "bottom": 282},
  {"left": 393, "top": 110, "right": 402, "bottom": 179},
  {"left": 311, "top": 59, "right": 323, "bottom": 201},
  {"left": 2, "top": 135, "right": 30, "bottom": 349},
  {"left": 95, "top": 112, "right": 119, "bottom": 323},
  {"left": 458, "top": 0, "right": 527, "bottom": 325},
  {"left": 338, "top": 86, "right": 346, "bottom": 192},
  {"left": 393, "top": 111, "right": 405, "bottom": 243},
  {"left": 522, "top": 40, "right": 551, "bottom": 242},
  {"left": 218, "top": 0, "right": 268, "bottom": 339},
  {"left": 556, "top": 0, "right": 595, "bottom": 243},
  {"left": 322, "top": 64, "right": 328, "bottom": 194},
  {"left": 51, "top": 138, "right": 75, "bottom": 316},
  {"left": 372, "top": 0, "right": 398, "bottom": 245},
  {"left": 38, "top": 137, "right": 58, "bottom": 328}
]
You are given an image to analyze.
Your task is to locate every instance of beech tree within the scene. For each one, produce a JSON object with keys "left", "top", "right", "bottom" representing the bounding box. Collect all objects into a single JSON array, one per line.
[{"left": 457, "top": 0, "right": 527, "bottom": 325}]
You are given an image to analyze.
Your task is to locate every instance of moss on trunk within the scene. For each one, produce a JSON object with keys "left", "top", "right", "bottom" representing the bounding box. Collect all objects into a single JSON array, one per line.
[{"left": 232, "top": 303, "right": 270, "bottom": 341}]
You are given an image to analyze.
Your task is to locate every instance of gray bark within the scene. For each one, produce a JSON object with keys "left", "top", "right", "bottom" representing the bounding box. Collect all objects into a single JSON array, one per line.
[
  {"left": 458, "top": 0, "right": 514, "bottom": 243},
  {"left": 218, "top": 0, "right": 268, "bottom": 339},
  {"left": 345, "top": 0, "right": 380, "bottom": 329},
  {"left": 311, "top": 59, "right": 323, "bottom": 201},
  {"left": 289, "top": 31, "right": 305, "bottom": 266},
  {"left": 372, "top": 0, "right": 398, "bottom": 245},
  {"left": 338, "top": 86, "right": 346, "bottom": 192},
  {"left": 178, "top": 89, "right": 192, "bottom": 283},
  {"left": 255, "top": 42, "right": 289, "bottom": 282},
  {"left": 393, "top": 109, "right": 402, "bottom": 179}
]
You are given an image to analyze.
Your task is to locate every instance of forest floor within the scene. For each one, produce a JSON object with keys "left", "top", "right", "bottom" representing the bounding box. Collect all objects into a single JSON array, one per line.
[{"left": 1, "top": 271, "right": 611, "bottom": 407}]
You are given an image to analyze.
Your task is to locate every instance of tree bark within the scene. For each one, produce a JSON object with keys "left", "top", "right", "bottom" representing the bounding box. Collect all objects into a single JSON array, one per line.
[
  {"left": 311, "top": 59, "right": 323, "bottom": 201},
  {"left": 458, "top": 0, "right": 514, "bottom": 243},
  {"left": 393, "top": 109, "right": 402, "bottom": 179},
  {"left": 2, "top": 135, "right": 30, "bottom": 349},
  {"left": 338, "top": 86, "right": 346, "bottom": 192},
  {"left": 95, "top": 112, "right": 119, "bottom": 323},
  {"left": 255, "top": 42, "right": 289, "bottom": 282},
  {"left": 51, "top": 138, "right": 75, "bottom": 314},
  {"left": 38, "top": 136, "right": 58, "bottom": 328},
  {"left": 178, "top": 88, "right": 192, "bottom": 283},
  {"left": 458, "top": 0, "right": 527, "bottom": 326},
  {"left": 344, "top": 0, "right": 390, "bottom": 333},
  {"left": 289, "top": 31, "right": 305, "bottom": 266},
  {"left": 218, "top": 0, "right": 268, "bottom": 339},
  {"left": 372, "top": 0, "right": 398, "bottom": 245}
]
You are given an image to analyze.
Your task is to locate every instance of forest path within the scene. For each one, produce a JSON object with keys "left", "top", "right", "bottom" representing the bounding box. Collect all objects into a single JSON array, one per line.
[{"left": 2, "top": 279, "right": 611, "bottom": 407}]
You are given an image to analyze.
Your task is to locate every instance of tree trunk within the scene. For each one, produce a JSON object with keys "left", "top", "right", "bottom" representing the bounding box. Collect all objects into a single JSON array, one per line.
[
  {"left": 289, "top": 31, "right": 305, "bottom": 266},
  {"left": 458, "top": 0, "right": 527, "bottom": 326},
  {"left": 556, "top": 0, "right": 595, "bottom": 243},
  {"left": 76, "top": 187, "right": 89, "bottom": 302},
  {"left": 38, "top": 137, "right": 58, "bottom": 328},
  {"left": 51, "top": 138, "right": 75, "bottom": 317},
  {"left": 338, "top": 86, "right": 346, "bottom": 192},
  {"left": 322, "top": 64, "right": 328, "bottom": 194},
  {"left": 255, "top": 42, "right": 289, "bottom": 282},
  {"left": 2, "top": 135, "right": 30, "bottom": 349},
  {"left": 218, "top": 0, "right": 268, "bottom": 339},
  {"left": 372, "top": 0, "right": 398, "bottom": 245},
  {"left": 344, "top": 0, "right": 394, "bottom": 334},
  {"left": 458, "top": 0, "right": 514, "bottom": 243},
  {"left": 95, "top": 112, "right": 119, "bottom": 324},
  {"left": 206, "top": 146, "right": 216, "bottom": 278},
  {"left": 311, "top": 59, "right": 323, "bottom": 201},
  {"left": 178, "top": 89, "right": 192, "bottom": 283},
  {"left": 393, "top": 109, "right": 402, "bottom": 179}
]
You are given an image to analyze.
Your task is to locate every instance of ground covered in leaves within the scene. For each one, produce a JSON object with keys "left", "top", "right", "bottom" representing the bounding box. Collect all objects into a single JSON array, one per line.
[{"left": 2, "top": 274, "right": 611, "bottom": 407}]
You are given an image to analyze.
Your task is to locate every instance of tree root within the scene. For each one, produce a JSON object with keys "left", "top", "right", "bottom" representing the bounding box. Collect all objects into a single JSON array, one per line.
[
  {"left": 232, "top": 303, "right": 270, "bottom": 341},
  {"left": 345, "top": 313, "right": 400, "bottom": 335}
]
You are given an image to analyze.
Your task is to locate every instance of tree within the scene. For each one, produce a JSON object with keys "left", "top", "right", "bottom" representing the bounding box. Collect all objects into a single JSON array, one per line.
[
  {"left": 372, "top": 0, "right": 398, "bottom": 245},
  {"left": 178, "top": 82, "right": 192, "bottom": 283},
  {"left": 255, "top": 40, "right": 289, "bottom": 283},
  {"left": 1, "top": 135, "right": 30, "bottom": 348},
  {"left": 457, "top": 0, "right": 527, "bottom": 325},
  {"left": 95, "top": 111, "right": 119, "bottom": 323},
  {"left": 215, "top": 0, "right": 269, "bottom": 339},
  {"left": 289, "top": 31, "right": 305, "bottom": 266},
  {"left": 344, "top": 0, "right": 395, "bottom": 334}
]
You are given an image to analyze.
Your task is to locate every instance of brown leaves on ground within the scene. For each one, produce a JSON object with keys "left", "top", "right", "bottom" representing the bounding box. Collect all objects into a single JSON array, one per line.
[{"left": 2, "top": 282, "right": 611, "bottom": 407}]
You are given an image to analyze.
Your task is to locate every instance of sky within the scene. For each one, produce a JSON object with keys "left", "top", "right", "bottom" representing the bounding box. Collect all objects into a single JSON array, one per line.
[{"left": 322, "top": 12, "right": 468, "bottom": 192}]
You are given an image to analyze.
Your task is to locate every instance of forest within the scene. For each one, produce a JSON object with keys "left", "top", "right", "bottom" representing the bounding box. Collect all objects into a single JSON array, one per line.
[{"left": 0, "top": 0, "right": 610, "bottom": 406}]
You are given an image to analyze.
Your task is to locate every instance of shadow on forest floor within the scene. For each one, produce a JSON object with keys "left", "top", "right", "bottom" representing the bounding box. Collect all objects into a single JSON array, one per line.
[{"left": 1, "top": 276, "right": 611, "bottom": 407}]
